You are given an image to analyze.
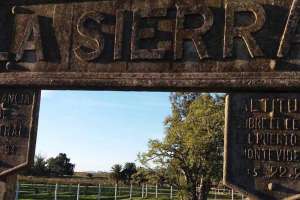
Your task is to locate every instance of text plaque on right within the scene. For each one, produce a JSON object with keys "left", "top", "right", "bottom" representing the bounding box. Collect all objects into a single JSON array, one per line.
[{"left": 224, "top": 93, "right": 300, "bottom": 200}]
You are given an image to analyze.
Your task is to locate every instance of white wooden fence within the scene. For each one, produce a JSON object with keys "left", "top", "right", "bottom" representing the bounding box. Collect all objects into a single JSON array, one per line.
[
  {"left": 15, "top": 180, "right": 246, "bottom": 200},
  {"left": 15, "top": 182, "right": 176, "bottom": 200}
]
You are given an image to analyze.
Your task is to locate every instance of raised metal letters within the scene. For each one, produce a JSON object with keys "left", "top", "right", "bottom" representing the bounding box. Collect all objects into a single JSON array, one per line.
[
  {"left": 0, "top": 89, "right": 40, "bottom": 177},
  {"left": 223, "top": 0, "right": 265, "bottom": 58},
  {"left": 15, "top": 14, "right": 44, "bottom": 62},
  {"left": 174, "top": 4, "right": 213, "bottom": 60},
  {"left": 278, "top": 0, "right": 300, "bottom": 58},
  {"left": 114, "top": 10, "right": 125, "bottom": 60},
  {"left": 224, "top": 93, "right": 300, "bottom": 200},
  {"left": 74, "top": 12, "right": 105, "bottom": 61},
  {"left": 1, "top": 0, "right": 300, "bottom": 90},
  {"left": 131, "top": 8, "right": 170, "bottom": 60}
]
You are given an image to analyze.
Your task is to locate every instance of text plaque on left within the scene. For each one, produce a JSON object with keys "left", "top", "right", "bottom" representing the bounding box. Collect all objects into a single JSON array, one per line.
[
  {"left": 0, "top": 89, "right": 40, "bottom": 177},
  {"left": 224, "top": 93, "right": 300, "bottom": 200}
]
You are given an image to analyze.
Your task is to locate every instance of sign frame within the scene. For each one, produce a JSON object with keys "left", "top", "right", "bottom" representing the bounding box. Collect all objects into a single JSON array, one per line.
[
  {"left": 224, "top": 93, "right": 300, "bottom": 200},
  {"left": 0, "top": 0, "right": 300, "bottom": 91},
  {"left": 224, "top": 94, "right": 257, "bottom": 199},
  {"left": 0, "top": 89, "right": 40, "bottom": 178}
]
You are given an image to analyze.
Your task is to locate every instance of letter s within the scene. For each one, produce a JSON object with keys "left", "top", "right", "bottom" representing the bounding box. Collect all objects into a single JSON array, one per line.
[{"left": 74, "top": 12, "right": 105, "bottom": 61}]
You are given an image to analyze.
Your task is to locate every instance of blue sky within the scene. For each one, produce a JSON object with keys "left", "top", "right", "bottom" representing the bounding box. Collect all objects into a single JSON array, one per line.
[{"left": 36, "top": 91, "right": 171, "bottom": 172}]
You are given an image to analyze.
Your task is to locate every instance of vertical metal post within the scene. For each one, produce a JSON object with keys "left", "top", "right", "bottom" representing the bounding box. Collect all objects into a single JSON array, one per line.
[
  {"left": 0, "top": 175, "right": 17, "bottom": 200},
  {"left": 170, "top": 186, "right": 173, "bottom": 200},
  {"left": 145, "top": 184, "right": 148, "bottom": 198},
  {"left": 214, "top": 188, "right": 217, "bottom": 200},
  {"left": 77, "top": 184, "right": 80, "bottom": 200},
  {"left": 142, "top": 184, "right": 144, "bottom": 198},
  {"left": 115, "top": 184, "right": 117, "bottom": 200},
  {"left": 97, "top": 184, "right": 101, "bottom": 200},
  {"left": 231, "top": 189, "right": 234, "bottom": 200},
  {"left": 15, "top": 180, "right": 19, "bottom": 200},
  {"left": 129, "top": 184, "right": 133, "bottom": 200},
  {"left": 54, "top": 183, "right": 58, "bottom": 200},
  {"left": 155, "top": 184, "right": 158, "bottom": 199}
]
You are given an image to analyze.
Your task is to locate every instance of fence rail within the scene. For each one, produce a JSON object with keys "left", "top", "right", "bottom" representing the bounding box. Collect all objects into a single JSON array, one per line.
[
  {"left": 15, "top": 182, "right": 246, "bottom": 200},
  {"left": 17, "top": 182, "right": 177, "bottom": 200}
]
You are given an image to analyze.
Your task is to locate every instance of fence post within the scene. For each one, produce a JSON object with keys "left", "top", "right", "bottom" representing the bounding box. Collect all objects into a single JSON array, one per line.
[
  {"left": 142, "top": 184, "right": 144, "bottom": 198},
  {"left": 214, "top": 188, "right": 217, "bottom": 200},
  {"left": 15, "top": 180, "right": 19, "bottom": 200},
  {"left": 76, "top": 184, "right": 80, "bottom": 200},
  {"left": 97, "top": 184, "right": 101, "bottom": 200},
  {"left": 241, "top": 194, "right": 244, "bottom": 200},
  {"left": 145, "top": 184, "right": 148, "bottom": 198},
  {"left": 130, "top": 184, "right": 133, "bottom": 200},
  {"left": 115, "top": 184, "right": 117, "bottom": 200},
  {"left": 170, "top": 186, "right": 173, "bottom": 200},
  {"left": 155, "top": 184, "right": 158, "bottom": 199},
  {"left": 231, "top": 189, "right": 234, "bottom": 200},
  {"left": 54, "top": 183, "right": 58, "bottom": 200}
]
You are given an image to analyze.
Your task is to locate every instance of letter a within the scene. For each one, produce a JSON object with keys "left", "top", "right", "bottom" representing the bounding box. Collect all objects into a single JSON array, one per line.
[
  {"left": 16, "top": 15, "right": 44, "bottom": 61},
  {"left": 277, "top": 0, "right": 300, "bottom": 57}
]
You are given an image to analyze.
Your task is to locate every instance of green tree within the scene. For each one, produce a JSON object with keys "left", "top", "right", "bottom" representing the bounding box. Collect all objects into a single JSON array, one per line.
[
  {"left": 132, "top": 167, "right": 148, "bottom": 186},
  {"left": 23, "top": 154, "right": 49, "bottom": 176},
  {"left": 122, "top": 162, "right": 137, "bottom": 184},
  {"left": 169, "top": 92, "right": 201, "bottom": 118},
  {"left": 140, "top": 93, "right": 224, "bottom": 200},
  {"left": 110, "top": 164, "right": 124, "bottom": 186},
  {"left": 145, "top": 167, "right": 167, "bottom": 186},
  {"left": 47, "top": 153, "right": 75, "bottom": 177}
]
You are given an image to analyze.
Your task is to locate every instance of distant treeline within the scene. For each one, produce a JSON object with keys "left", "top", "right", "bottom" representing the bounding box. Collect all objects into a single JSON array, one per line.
[{"left": 23, "top": 153, "right": 75, "bottom": 177}]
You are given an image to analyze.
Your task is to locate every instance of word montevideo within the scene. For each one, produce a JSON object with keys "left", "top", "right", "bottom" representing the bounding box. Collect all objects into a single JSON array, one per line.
[{"left": 3, "top": 0, "right": 300, "bottom": 63}]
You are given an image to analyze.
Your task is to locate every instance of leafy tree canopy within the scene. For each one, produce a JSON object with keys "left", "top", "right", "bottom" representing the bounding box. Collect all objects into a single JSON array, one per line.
[
  {"left": 110, "top": 164, "right": 124, "bottom": 185},
  {"left": 140, "top": 93, "right": 224, "bottom": 200},
  {"left": 47, "top": 153, "right": 75, "bottom": 177},
  {"left": 23, "top": 153, "right": 75, "bottom": 177},
  {"left": 122, "top": 162, "right": 137, "bottom": 184},
  {"left": 23, "top": 154, "right": 48, "bottom": 176}
]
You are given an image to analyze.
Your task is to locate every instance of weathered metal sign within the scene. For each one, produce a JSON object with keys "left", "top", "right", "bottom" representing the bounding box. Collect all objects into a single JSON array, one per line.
[
  {"left": 0, "top": 89, "right": 40, "bottom": 177},
  {"left": 224, "top": 93, "right": 300, "bottom": 200},
  {"left": 0, "top": 0, "right": 300, "bottom": 90}
]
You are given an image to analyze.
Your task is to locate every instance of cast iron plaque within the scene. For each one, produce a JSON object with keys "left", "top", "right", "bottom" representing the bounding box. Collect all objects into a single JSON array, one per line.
[
  {"left": 0, "top": 0, "right": 300, "bottom": 91},
  {"left": 224, "top": 93, "right": 300, "bottom": 200},
  {"left": 0, "top": 89, "right": 40, "bottom": 177}
]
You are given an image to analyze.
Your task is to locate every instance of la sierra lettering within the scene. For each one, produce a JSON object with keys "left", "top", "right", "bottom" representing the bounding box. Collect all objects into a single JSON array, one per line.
[{"left": 4, "top": 0, "right": 300, "bottom": 63}]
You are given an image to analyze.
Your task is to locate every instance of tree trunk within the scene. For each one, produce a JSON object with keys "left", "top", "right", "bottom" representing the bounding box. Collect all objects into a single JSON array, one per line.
[
  {"left": 198, "top": 179, "right": 212, "bottom": 200},
  {"left": 191, "top": 187, "right": 198, "bottom": 200},
  {"left": 185, "top": 182, "right": 198, "bottom": 200}
]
